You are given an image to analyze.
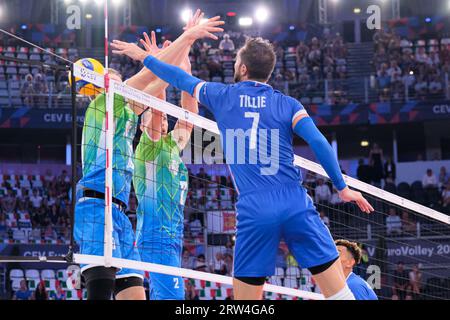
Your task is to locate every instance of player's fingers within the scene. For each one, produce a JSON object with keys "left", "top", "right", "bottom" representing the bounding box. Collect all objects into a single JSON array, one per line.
[
  {"left": 112, "top": 50, "right": 124, "bottom": 55},
  {"left": 163, "top": 40, "right": 172, "bottom": 48},
  {"left": 112, "top": 40, "right": 127, "bottom": 46},
  {"left": 139, "top": 39, "right": 151, "bottom": 51},
  {"left": 205, "top": 33, "right": 219, "bottom": 40},
  {"left": 207, "top": 27, "right": 225, "bottom": 33},
  {"left": 143, "top": 32, "right": 150, "bottom": 45},
  {"left": 193, "top": 9, "right": 202, "bottom": 22},
  {"left": 151, "top": 31, "right": 157, "bottom": 46},
  {"left": 208, "top": 16, "right": 221, "bottom": 22},
  {"left": 359, "top": 198, "right": 372, "bottom": 213}
]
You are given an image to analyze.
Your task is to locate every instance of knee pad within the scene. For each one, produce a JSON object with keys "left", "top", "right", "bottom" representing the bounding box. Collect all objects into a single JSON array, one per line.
[
  {"left": 83, "top": 266, "right": 116, "bottom": 300},
  {"left": 308, "top": 257, "right": 339, "bottom": 275},
  {"left": 235, "top": 277, "right": 267, "bottom": 286},
  {"left": 114, "top": 276, "right": 144, "bottom": 297}
]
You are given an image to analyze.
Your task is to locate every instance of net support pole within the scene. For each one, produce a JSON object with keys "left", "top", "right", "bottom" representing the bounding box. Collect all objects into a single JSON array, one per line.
[{"left": 103, "top": 0, "right": 113, "bottom": 268}]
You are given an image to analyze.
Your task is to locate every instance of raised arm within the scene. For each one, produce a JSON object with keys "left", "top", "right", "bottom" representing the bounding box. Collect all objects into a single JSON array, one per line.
[
  {"left": 171, "top": 57, "right": 198, "bottom": 151},
  {"left": 292, "top": 114, "right": 374, "bottom": 214},
  {"left": 117, "top": 11, "right": 223, "bottom": 91}
]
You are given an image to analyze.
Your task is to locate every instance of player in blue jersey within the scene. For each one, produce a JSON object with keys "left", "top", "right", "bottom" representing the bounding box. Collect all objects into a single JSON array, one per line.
[
  {"left": 75, "top": 11, "right": 223, "bottom": 300},
  {"left": 335, "top": 239, "right": 378, "bottom": 300},
  {"left": 112, "top": 30, "right": 374, "bottom": 300}
]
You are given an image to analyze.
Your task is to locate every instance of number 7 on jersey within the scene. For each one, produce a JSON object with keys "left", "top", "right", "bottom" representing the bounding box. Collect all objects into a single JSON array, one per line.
[{"left": 245, "top": 112, "right": 260, "bottom": 150}]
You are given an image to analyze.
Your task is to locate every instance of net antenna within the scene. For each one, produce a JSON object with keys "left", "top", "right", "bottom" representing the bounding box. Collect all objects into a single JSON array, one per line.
[{"left": 103, "top": 0, "right": 114, "bottom": 269}]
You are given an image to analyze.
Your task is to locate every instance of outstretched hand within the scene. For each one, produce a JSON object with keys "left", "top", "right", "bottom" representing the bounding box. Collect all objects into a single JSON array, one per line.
[
  {"left": 140, "top": 31, "right": 171, "bottom": 56},
  {"left": 111, "top": 40, "right": 149, "bottom": 62},
  {"left": 183, "top": 14, "right": 225, "bottom": 42},
  {"left": 184, "top": 9, "right": 204, "bottom": 31},
  {"left": 338, "top": 187, "right": 374, "bottom": 214}
]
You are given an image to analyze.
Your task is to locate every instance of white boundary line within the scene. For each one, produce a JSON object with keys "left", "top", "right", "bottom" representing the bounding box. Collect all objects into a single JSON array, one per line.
[
  {"left": 74, "top": 254, "right": 324, "bottom": 300},
  {"left": 105, "top": 79, "right": 450, "bottom": 225}
]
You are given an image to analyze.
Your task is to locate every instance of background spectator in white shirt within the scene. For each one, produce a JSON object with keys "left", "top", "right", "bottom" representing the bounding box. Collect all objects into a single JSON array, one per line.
[
  {"left": 219, "top": 34, "right": 235, "bottom": 52},
  {"left": 29, "top": 189, "right": 43, "bottom": 210},
  {"left": 422, "top": 169, "right": 438, "bottom": 189},
  {"left": 386, "top": 208, "right": 402, "bottom": 236},
  {"left": 319, "top": 210, "right": 330, "bottom": 228},
  {"left": 315, "top": 178, "right": 331, "bottom": 204}
]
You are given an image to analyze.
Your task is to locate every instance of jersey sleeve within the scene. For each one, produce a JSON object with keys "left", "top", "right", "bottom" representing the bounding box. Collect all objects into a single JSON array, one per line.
[
  {"left": 289, "top": 97, "right": 309, "bottom": 125},
  {"left": 196, "top": 82, "right": 229, "bottom": 118}
]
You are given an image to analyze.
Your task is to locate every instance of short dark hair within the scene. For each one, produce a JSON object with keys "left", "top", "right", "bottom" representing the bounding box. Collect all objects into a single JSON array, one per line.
[
  {"left": 335, "top": 239, "right": 362, "bottom": 264},
  {"left": 238, "top": 37, "right": 276, "bottom": 81}
]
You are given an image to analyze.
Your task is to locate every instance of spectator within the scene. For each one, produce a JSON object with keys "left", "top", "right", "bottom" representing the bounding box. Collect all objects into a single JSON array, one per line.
[
  {"left": 194, "top": 254, "right": 208, "bottom": 272},
  {"left": 196, "top": 168, "right": 210, "bottom": 188},
  {"left": 392, "top": 262, "right": 410, "bottom": 300},
  {"left": 21, "top": 74, "right": 35, "bottom": 107},
  {"left": 223, "top": 254, "right": 233, "bottom": 276},
  {"left": 50, "top": 281, "right": 66, "bottom": 300},
  {"left": 12, "top": 280, "right": 32, "bottom": 300},
  {"left": 357, "top": 159, "right": 372, "bottom": 184},
  {"left": 369, "top": 143, "right": 384, "bottom": 187},
  {"left": 422, "top": 169, "right": 438, "bottom": 189},
  {"left": 33, "top": 73, "right": 49, "bottom": 107},
  {"left": 224, "top": 240, "right": 233, "bottom": 257},
  {"left": 401, "top": 210, "right": 416, "bottom": 234},
  {"left": 330, "top": 187, "right": 343, "bottom": 205},
  {"left": 384, "top": 157, "right": 396, "bottom": 181},
  {"left": 442, "top": 183, "right": 450, "bottom": 213},
  {"left": 197, "top": 63, "right": 210, "bottom": 81},
  {"left": 211, "top": 252, "right": 227, "bottom": 275},
  {"left": 185, "top": 281, "right": 199, "bottom": 300},
  {"left": 319, "top": 210, "right": 330, "bottom": 228},
  {"left": 438, "top": 167, "right": 449, "bottom": 188},
  {"left": 29, "top": 189, "right": 43, "bottom": 211},
  {"left": 219, "top": 34, "right": 235, "bottom": 52},
  {"left": 314, "top": 178, "right": 331, "bottom": 204},
  {"left": 188, "top": 214, "right": 202, "bottom": 237},
  {"left": 1, "top": 188, "right": 17, "bottom": 213},
  {"left": 386, "top": 208, "right": 402, "bottom": 236},
  {"left": 409, "top": 264, "right": 422, "bottom": 298},
  {"left": 33, "top": 281, "right": 48, "bottom": 300},
  {"left": 428, "top": 74, "right": 443, "bottom": 95},
  {"left": 181, "top": 248, "right": 195, "bottom": 269}
]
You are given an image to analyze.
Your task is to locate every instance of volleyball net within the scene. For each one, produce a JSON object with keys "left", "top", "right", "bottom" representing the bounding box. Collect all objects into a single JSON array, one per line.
[{"left": 69, "top": 62, "right": 450, "bottom": 300}]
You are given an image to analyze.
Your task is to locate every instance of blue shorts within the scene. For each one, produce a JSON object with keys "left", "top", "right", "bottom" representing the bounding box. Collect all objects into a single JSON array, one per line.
[
  {"left": 139, "top": 240, "right": 184, "bottom": 300},
  {"left": 233, "top": 182, "right": 339, "bottom": 277},
  {"left": 74, "top": 197, "right": 144, "bottom": 279}
]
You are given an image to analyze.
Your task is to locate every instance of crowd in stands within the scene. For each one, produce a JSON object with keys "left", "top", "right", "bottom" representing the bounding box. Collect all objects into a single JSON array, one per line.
[
  {"left": 373, "top": 29, "right": 450, "bottom": 103},
  {"left": 108, "top": 31, "right": 349, "bottom": 108},
  {"left": 0, "top": 46, "right": 78, "bottom": 108},
  {"left": 0, "top": 170, "right": 72, "bottom": 244},
  {"left": 2, "top": 27, "right": 450, "bottom": 110}
]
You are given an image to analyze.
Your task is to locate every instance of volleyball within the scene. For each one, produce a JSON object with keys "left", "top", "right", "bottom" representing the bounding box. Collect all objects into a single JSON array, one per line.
[{"left": 69, "top": 58, "right": 104, "bottom": 96}]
